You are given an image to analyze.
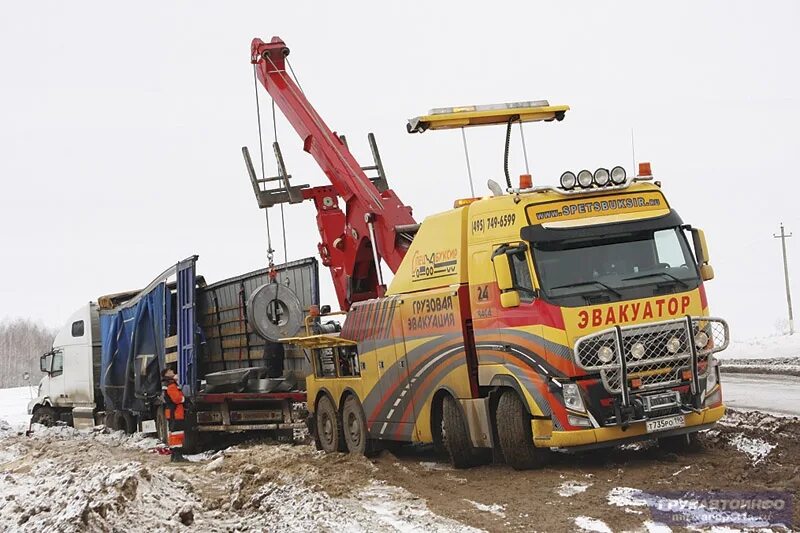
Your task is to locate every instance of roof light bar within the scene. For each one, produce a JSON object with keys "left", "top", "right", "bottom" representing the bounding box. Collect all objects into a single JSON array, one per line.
[
  {"left": 557, "top": 165, "right": 629, "bottom": 190},
  {"left": 429, "top": 100, "right": 551, "bottom": 116}
]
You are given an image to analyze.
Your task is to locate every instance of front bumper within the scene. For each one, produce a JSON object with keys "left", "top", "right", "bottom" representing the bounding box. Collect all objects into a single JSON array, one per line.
[{"left": 541, "top": 404, "right": 725, "bottom": 450}]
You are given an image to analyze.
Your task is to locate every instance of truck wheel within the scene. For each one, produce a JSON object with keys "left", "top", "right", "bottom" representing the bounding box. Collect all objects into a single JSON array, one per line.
[
  {"left": 496, "top": 390, "right": 547, "bottom": 470},
  {"left": 315, "top": 395, "right": 345, "bottom": 453},
  {"left": 104, "top": 411, "right": 119, "bottom": 431},
  {"left": 431, "top": 405, "right": 446, "bottom": 456},
  {"left": 342, "top": 396, "right": 370, "bottom": 455},
  {"left": 121, "top": 412, "right": 136, "bottom": 435},
  {"left": 442, "top": 395, "right": 476, "bottom": 469},
  {"left": 31, "top": 406, "right": 57, "bottom": 427}
]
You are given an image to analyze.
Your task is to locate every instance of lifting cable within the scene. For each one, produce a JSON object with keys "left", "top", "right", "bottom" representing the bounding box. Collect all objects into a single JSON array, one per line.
[
  {"left": 270, "top": 99, "right": 288, "bottom": 264},
  {"left": 252, "top": 65, "right": 275, "bottom": 268}
]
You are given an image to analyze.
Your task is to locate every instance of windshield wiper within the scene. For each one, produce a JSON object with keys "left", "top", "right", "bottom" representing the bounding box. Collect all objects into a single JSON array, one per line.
[
  {"left": 622, "top": 272, "right": 689, "bottom": 288},
  {"left": 549, "top": 280, "right": 622, "bottom": 298}
]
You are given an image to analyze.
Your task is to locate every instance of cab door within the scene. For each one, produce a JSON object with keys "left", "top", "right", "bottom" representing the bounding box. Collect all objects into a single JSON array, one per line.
[{"left": 490, "top": 242, "right": 549, "bottom": 381}]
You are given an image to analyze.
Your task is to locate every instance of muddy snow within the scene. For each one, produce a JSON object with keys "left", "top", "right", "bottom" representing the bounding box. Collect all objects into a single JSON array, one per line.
[
  {"left": 2, "top": 385, "right": 800, "bottom": 531},
  {"left": 1, "top": 408, "right": 798, "bottom": 532}
]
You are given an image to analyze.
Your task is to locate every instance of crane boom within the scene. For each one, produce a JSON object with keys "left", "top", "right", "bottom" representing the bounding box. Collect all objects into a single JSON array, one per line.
[{"left": 251, "top": 36, "right": 416, "bottom": 311}]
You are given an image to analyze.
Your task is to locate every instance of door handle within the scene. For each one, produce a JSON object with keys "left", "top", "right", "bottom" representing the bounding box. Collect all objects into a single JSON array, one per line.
[
  {"left": 379, "top": 361, "right": 384, "bottom": 369},
  {"left": 399, "top": 360, "right": 406, "bottom": 368}
]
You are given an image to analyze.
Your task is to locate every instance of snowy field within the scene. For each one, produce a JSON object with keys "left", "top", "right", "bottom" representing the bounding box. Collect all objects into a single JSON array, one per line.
[
  {"left": 0, "top": 385, "right": 35, "bottom": 428},
  {"left": 720, "top": 334, "right": 800, "bottom": 360}
]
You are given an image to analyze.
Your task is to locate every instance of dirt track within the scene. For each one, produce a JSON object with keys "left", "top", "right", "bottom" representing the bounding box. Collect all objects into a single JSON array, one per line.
[{"left": 1, "top": 410, "right": 798, "bottom": 532}]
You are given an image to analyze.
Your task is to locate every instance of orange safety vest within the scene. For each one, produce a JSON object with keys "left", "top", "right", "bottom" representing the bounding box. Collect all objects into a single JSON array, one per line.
[{"left": 165, "top": 382, "right": 185, "bottom": 421}]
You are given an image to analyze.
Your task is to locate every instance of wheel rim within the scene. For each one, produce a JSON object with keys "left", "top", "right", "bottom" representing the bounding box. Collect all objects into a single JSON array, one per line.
[
  {"left": 321, "top": 414, "right": 334, "bottom": 446},
  {"left": 348, "top": 413, "right": 361, "bottom": 447}
]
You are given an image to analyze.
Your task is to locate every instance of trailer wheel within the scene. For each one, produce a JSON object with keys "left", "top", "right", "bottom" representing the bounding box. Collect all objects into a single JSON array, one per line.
[
  {"left": 31, "top": 406, "right": 57, "bottom": 427},
  {"left": 104, "top": 411, "right": 119, "bottom": 431},
  {"left": 342, "top": 396, "right": 370, "bottom": 455},
  {"left": 496, "top": 390, "right": 547, "bottom": 470},
  {"left": 442, "top": 395, "right": 476, "bottom": 469},
  {"left": 315, "top": 395, "right": 345, "bottom": 453},
  {"left": 120, "top": 412, "right": 136, "bottom": 435}
]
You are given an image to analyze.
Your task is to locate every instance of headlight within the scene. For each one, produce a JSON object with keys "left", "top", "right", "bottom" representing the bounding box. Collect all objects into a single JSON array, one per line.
[
  {"left": 630, "top": 342, "right": 646, "bottom": 359},
  {"left": 665, "top": 337, "right": 681, "bottom": 354},
  {"left": 694, "top": 331, "right": 710, "bottom": 349},
  {"left": 706, "top": 362, "right": 718, "bottom": 391},
  {"left": 577, "top": 169, "right": 593, "bottom": 188},
  {"left": 610, "top": 166, "right": 627, "bottom": 185},
  {"left": 597, "top": 345, "right": 615, "bottom": 363},
  {"left": 560, "top": 171, "right": 577, "bottom": 190},
  {"left": 562, "top": 383, "right": 585, "bottom": 411},
  {"left": 593, "top": 168, "right": 610, "bottom": 186}
]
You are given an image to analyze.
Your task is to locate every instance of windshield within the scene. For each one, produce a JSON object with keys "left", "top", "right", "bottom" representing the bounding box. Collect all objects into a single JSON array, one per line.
[{"left": 531, "top": 227, "right": 699, "bottom": 306}]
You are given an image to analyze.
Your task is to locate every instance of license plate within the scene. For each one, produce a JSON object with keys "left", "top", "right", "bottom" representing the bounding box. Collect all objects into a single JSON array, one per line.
[{"left": 646, "top": 414, "right": 686, "bottom": 433}]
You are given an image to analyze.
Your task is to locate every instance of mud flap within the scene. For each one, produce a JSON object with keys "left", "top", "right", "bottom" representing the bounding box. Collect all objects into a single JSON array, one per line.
[{"left": 459, "top": 398, "right": 494, "bottom": 448}]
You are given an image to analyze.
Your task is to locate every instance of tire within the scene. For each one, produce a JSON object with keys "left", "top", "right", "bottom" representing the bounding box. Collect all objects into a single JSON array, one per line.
[
  {"left": 659, "top": 432, "right": 701, "bottom": 453},
  {"left": 31, "top": 406, "right": 58, "bottom": 427},
  {"left": 342, "top": 396, "right": 370, "bottom": 455},
  {"left": 496, "top": 390, "right": 547, "bottom": 470},
  {"left": 442, "top": 395, "right": 476, "bottom": 469},
  {"left": 121, "top": 412, "right": 136, "bottom": 435},
  {"left": 104, "top": 411, "right": 119, "bottom": 431},
  {"left": 315, "top": 395, "right": 345, "bottom": 453},
  {"left": 431, "top": 404, "right": 447, "bottom": 456}
]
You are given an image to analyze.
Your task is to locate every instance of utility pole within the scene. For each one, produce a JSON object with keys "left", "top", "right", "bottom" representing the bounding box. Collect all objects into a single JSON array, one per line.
[{"left": 774, "top": 223, "right": 794, "bottom": 335}]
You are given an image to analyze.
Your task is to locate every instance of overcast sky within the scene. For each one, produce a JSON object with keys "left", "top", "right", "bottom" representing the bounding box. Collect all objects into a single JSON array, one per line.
[{"left": 1, "top": 1, "right": 799, "bottom": 339}]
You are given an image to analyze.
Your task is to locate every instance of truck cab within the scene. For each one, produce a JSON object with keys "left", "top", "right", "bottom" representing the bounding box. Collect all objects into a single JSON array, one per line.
[{"left": 28, "top": 303, "right": 101, "bottom": 429}]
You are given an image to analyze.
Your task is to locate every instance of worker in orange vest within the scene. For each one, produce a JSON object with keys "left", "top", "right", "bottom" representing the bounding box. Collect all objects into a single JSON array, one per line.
[{"left": 161, "top": 368, "right": 186, "bottom": 461}]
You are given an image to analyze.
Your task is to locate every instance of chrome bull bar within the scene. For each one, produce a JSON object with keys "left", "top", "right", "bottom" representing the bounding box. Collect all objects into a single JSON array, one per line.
[{"left": 574, "top": 316, "right": 729, "bottom": 401}]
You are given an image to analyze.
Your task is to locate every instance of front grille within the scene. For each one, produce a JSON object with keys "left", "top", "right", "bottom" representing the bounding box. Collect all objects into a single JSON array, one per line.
[{"left": 574, "top": 316, "right": 728, "bottom": 394}]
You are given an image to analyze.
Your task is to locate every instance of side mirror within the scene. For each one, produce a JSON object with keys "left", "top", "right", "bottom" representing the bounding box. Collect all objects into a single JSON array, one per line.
[
  {"left": 500, "top": 292, "right": 521, "bottom": 308},
  {"left": 40, "top": 353, "right": 51, "bottom": 374},
  {"left": 691, "top": 228, "right": 714, "bottom": 281},
  {"left": 492, "top": 246, "right": 521, "bottom": 308}
]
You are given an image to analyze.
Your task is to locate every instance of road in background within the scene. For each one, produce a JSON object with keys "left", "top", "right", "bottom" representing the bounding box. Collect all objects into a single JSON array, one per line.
[{"left": 721, "top": 373, "right": 800, "bottom": 417}]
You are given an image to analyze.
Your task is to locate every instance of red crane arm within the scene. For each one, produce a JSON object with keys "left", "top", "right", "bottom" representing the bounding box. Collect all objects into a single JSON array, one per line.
[{"left": 251, "top": 37, "right": 416, "bottom": 310}]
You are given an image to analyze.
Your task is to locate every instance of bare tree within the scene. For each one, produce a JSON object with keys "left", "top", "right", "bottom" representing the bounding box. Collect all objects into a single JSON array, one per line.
[{"left": 0, "top": 319, "right": 57, "bottom": 388}]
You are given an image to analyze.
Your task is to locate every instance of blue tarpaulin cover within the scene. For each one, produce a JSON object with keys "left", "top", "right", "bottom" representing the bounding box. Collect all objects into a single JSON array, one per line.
[{"left": 99, "top": 283, "right": 170, "bottom": 413}]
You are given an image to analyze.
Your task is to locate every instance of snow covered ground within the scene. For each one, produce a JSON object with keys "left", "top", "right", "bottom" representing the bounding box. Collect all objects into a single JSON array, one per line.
[
  {"left": 719, "top": 333, "right": 800, "bottom": 360},
  {"left": 0, "top": 385, "right": 35, "bottom": 429}
]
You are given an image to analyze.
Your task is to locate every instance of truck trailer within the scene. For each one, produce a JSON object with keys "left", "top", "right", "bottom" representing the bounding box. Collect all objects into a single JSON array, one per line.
[{"left": 28, "top": 256, "right": 320, "bottom": 450}]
